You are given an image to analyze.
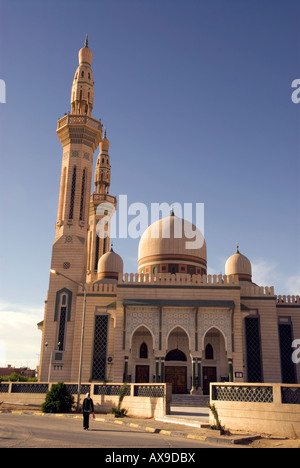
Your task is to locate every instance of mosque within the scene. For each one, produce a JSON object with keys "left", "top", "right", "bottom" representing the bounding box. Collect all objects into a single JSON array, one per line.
[{"left": 38, "top": 38, "right": 299, "bottom": 393}]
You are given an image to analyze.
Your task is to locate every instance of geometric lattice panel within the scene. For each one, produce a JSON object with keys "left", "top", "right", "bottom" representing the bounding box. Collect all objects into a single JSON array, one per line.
[
  {"left": 212, "top": 385, "right": 273, "bottom": 403},
  {"left": 245, "top": 317, "right": 263, "bottom": 383},
  {"left": 279, "top": 324, "right": 296, "bottom": 384},
  {"left": 94, "top": 385, "right": 131, "bottom": 396},
  {"left": 92, "top": 315, "right": 108, "bottom": 381},
  {"left": 65, "top": 384, "right": 91, "bottom": 395},
  {"left": 281, "top": 386, "right": 300, "bottom": 404},
  {"left": 134, "top": 385, "right": 165, "bottom": 398}
]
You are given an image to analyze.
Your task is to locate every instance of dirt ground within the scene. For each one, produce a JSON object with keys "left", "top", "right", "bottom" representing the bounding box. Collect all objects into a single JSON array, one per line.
[
  {"left": 224, "top": 426, "right": 300, "bottom": 448},
  {"left": 249, "top": 437, "right": 300, "bottom": 448}
]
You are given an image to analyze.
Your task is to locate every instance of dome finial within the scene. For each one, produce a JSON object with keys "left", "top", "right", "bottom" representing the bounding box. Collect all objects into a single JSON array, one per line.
[
  {"left": 170, "top": 201, "right": 175, "bottom": 216},
  {"left": 236, "top": 242, "right": 239, "bottom": 254},
  {"left": 85, "top": 34, "right": 88, "bottom": 47}
]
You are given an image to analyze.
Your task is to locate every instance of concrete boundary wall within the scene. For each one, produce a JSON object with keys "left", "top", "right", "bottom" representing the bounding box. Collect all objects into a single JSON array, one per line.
[
  {"left": 0, "top": 382, "right": 172, "bottom": 419},
  {"left": 210, "top": 383, "right": 300, "bottom": 438}
]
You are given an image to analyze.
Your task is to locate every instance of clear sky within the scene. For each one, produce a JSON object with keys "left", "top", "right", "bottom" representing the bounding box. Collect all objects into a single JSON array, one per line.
[{"left": 0, "top": 0, "right": 299, "bottom": 369}]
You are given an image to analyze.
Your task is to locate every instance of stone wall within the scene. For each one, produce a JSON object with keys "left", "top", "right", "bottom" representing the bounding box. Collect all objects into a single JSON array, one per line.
[
  {"left": 0, "top": 382, "right": 171, "bottom": 419},
  {"left": 210, "top": 382, "right": 300, "bottom": 438}
]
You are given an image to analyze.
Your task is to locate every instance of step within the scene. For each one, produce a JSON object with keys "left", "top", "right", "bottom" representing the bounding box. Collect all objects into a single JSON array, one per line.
[{"left": 171, "top": 395, "right": 210, "bottom": 407}]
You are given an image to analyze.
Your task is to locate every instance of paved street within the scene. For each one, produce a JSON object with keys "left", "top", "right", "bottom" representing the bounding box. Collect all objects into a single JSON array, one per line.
[{"left": 0, "top": 413, "right": 236, "bottom": 449}]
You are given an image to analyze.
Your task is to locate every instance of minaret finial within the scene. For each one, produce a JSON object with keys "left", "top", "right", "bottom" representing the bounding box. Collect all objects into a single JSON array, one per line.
[
  {"left": 85, "top": 34, "right": 88, "bottom": 47},
  {"left": 170, "top": 201, "right": 175, "bottom": 216}
]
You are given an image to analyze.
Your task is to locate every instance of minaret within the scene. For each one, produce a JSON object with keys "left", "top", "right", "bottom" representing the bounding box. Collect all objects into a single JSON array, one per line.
[
  {"left": 87, "top": 129, "right": 117, "bottom": 282},
  {"left": 39, "top": 37, "right": 102, "bottom": 382},
  {"left": 94, "top": 129, "right": 111, "bottom": 195},
  {"left": 70, "top": 34, "right": 94, "bottom": 117}
]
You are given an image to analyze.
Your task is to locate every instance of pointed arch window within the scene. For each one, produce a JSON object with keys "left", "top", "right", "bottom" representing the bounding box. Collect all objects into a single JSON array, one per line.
[
  {"left": 94, "top": 235, "right": 100, "bottom": 272},
  {"left": 205, "top": 343, "right": 214, "bottom": 360},
  {"left": 58, "top": 305, "right": 67, "bottom": 351},
  {"left": 103, "top": 237, "right": 107, "bottom": 255},
  {"left": 69, "top": 167, "right": 77, "bottom": 220},
  {"left": 79, "top": 168, "right": 86, "bottom": 221},
  {"left": 54, "top": 289, "right": 72, "bottom": 351},
  {"left": 140, "top": 342, "right": 148, "bottom": 359}
]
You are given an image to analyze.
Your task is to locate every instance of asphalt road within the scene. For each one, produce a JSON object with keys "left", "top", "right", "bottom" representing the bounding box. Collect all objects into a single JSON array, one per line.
[{"left": 0, "top": 413, "right": 235, "bottom": 450}]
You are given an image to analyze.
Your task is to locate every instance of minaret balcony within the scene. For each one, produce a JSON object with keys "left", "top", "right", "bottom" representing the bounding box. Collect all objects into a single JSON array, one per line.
[
  {"left": 57, "top": 114, "right": 102, "bottom": 130},
  {"left": 91, "top": 193, "right": 117, "bottom": 205},
  {"left": 57, "top": 114, "right": 102, "bottom": 150}
]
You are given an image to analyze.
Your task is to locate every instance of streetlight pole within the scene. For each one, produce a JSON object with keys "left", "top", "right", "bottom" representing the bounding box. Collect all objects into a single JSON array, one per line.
[{"left": 50, "top": 269, "right": 87, "bottom": 412}]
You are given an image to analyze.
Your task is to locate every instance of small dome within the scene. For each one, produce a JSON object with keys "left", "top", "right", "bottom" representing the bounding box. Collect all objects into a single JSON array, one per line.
[
  {"left": 78, "top": 36, "right": 93, "bottom": 65},
  {"left": 79, "top": 46, "right": 93, "bottom": 65},
  {"left": 98, "top": 248, "right": 123, "bottom": 280},
  {"left": 138, "top": 214, "right": 207, "bottom": 275},
  {"left": 100, "top": 132, "right": 109, "bottom": 153},
  {"left": 225, "top": 247, "right": 252, "bottom": 281}
]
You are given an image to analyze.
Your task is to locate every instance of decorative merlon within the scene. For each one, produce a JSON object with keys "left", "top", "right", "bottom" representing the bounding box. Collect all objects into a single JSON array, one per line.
[
  {"left": 276, "top": 294, "right": 300, "bottom": 304},
  {"left": 118, "top": 272, "right": 239, "bottom": 286}
]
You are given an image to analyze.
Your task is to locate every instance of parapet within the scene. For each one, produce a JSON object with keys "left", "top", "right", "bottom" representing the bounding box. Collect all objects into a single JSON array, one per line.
[
  {"left": 79, "top": 283, "right": 117, "bottom": 294},
  {"left": 118, "top": 272, "right": 239, "bottom": 286},
  {"left": 241, "top": 284, "right": 275, "bottom": 297},
  {"left": 276, "top": 294, "right": 300, "bottom": 304}
]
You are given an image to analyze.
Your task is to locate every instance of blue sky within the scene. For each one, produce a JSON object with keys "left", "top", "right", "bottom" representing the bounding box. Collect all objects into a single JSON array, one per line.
[{"left": 0, "top": 0, "right": 299, "bottom": 368}]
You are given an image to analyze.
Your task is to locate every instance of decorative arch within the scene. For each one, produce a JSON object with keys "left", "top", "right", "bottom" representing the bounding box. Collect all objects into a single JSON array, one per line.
[
  {"left": 201, "top": 326, "right": 228, "bottom": 353},
  {"left": 129, "top": 325, "right": 154, "bottom": 350},
  {"left": 54, "top": 288, "right": 72, "bottom": 321},
  {"left": 166, "top": 325, "right": 191, "bottom": 351}
]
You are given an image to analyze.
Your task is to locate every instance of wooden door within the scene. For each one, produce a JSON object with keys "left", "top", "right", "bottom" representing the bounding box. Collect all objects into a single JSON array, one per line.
[
  {"left": 203, "top": 366, "right": 217, "bottom": 395},
  {"left": 165, "top": 366, "right": 187, "bottom": 394},
  {"left": 135, "top": 365, "right": 150, "bottom": 383}
]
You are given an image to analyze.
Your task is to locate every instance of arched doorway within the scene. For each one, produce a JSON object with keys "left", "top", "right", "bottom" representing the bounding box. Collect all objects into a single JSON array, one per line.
[
  {"left": 131, "top": 326, "right": 154, "bottom": 383},
  {"left": 202, "top": 327, "right": 227, "bottom": 395},
  {"left": 165, "top": 327, "right": 190, "bottom": 394}
]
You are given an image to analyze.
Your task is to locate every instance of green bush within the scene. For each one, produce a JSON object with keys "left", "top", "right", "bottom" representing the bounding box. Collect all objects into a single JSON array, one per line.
[{"left": 41, "top": 382, "right": 74, "bottom": 413}]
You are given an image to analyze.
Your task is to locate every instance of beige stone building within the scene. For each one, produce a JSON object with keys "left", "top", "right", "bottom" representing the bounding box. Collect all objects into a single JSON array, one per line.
[{"left": 38, "top": 39, "right": 300, "bottom": 394}]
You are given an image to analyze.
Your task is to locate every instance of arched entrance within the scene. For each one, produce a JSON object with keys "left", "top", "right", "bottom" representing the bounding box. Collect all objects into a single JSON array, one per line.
[
  {"left": 165, "top": 327, "right": 190, "bottom": 394},
  {"left": 131, "top": 326, "right": 154, "bottom": 383},
  {"left": 202, "top": 327, "right": 227, "bottom": 395}
]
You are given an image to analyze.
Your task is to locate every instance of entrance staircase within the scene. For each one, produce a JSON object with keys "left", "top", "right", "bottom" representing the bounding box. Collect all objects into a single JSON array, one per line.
[
  {"left": 171, "top": 394, "right": 210, "bottom": 407},
  {"left": 156, "top": 394, "right": 210, "bottom": 428}
]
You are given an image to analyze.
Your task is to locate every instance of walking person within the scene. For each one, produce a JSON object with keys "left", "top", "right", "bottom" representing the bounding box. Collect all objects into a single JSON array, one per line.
[{"left": 82, "top": 392, "right": 95, "bottom": 430}]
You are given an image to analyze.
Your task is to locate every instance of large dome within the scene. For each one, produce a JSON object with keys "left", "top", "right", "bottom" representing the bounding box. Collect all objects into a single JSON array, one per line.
[
  {"left": 225, "top": 247, "right": 252, "bottom": 281},
  {"left": 138, "top": 214, "right": 207, "bottom": 275}
]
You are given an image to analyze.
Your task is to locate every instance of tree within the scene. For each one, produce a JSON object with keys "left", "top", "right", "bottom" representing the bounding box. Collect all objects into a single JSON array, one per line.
[
  {"left": 110, "top": 383, "right": 128, "bottom": 418},
  {"left": 41, "top": 382, "right": 74, "bottom": 413},
  {"left": 0, "top": 373, "right": 37, "bottom": 382}
]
